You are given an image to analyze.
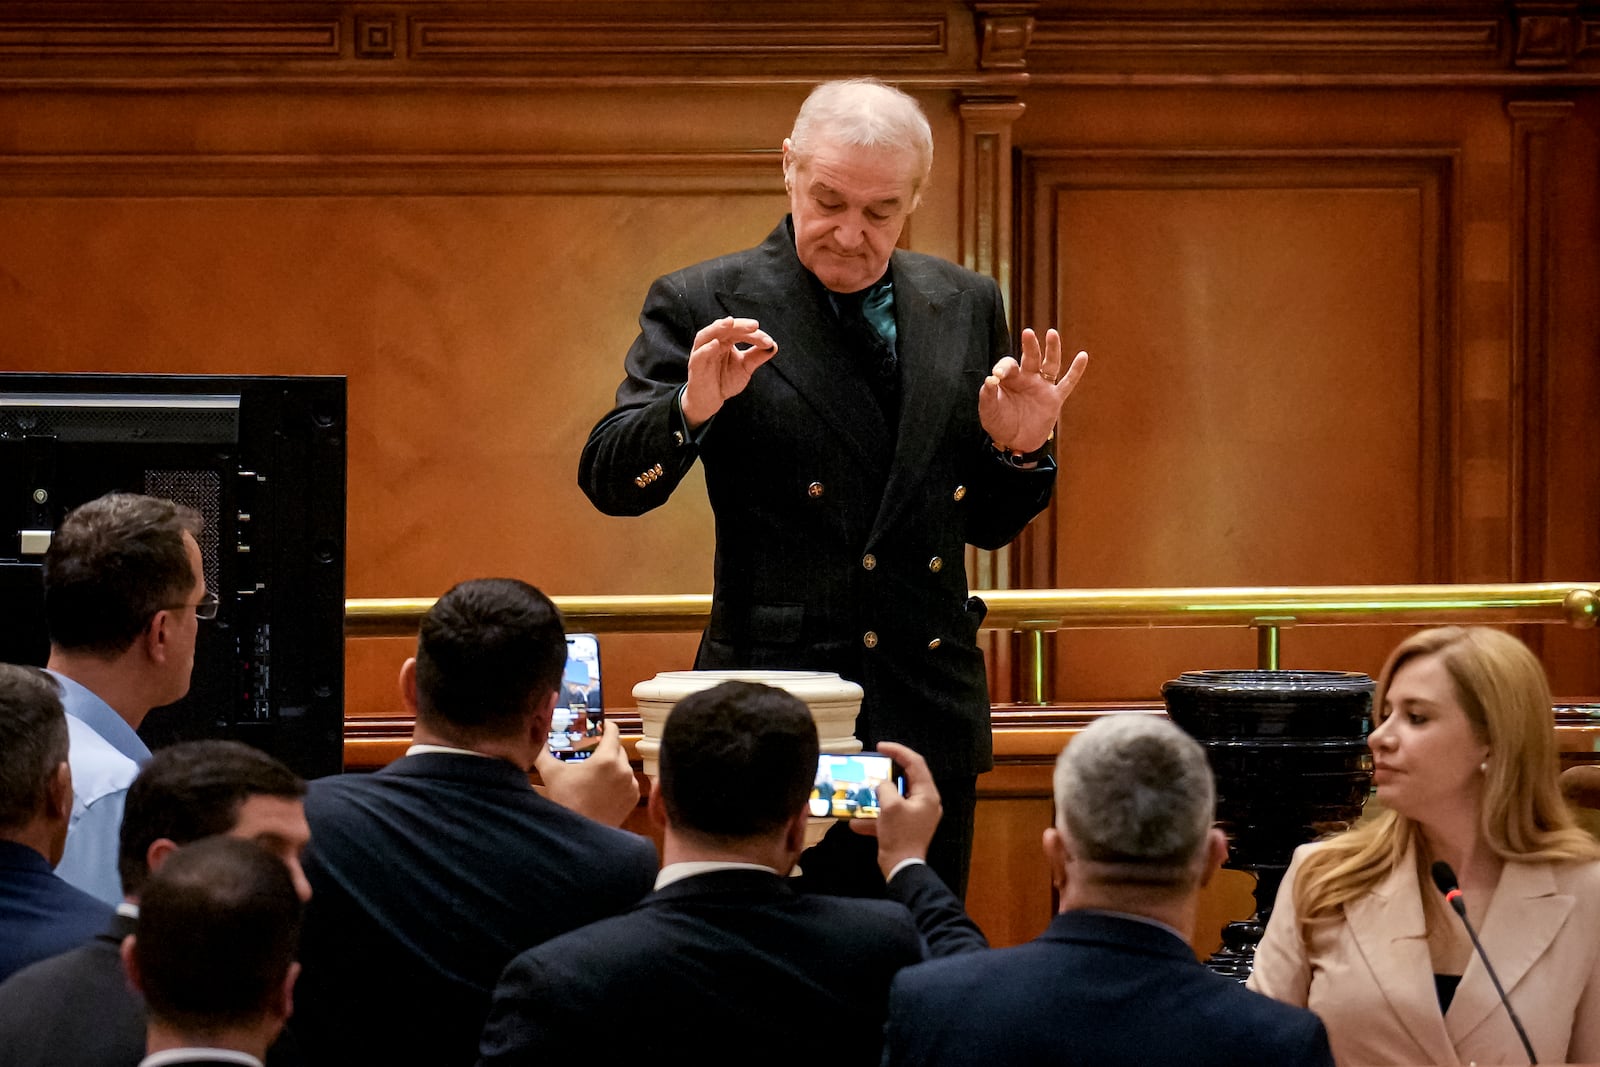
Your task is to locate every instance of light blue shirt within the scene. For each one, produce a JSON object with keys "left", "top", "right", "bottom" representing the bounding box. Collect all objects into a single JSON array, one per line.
[{"left": 49, "top": 670, "right": 150, "bottom": 905}]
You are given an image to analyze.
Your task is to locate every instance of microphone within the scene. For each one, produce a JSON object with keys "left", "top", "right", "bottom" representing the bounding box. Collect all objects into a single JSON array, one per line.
[{"left": 1429, "top": 861, "right": 1538, "bottom": 1064}]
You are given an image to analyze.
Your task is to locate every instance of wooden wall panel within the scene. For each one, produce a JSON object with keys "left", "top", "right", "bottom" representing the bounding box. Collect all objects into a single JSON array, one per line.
[
  {"left": 1023, "top": 150, "right": 1443, "bottom": 696},
  {"left": 1009, "top": 85, "right": 1598, "bottom": 697}
]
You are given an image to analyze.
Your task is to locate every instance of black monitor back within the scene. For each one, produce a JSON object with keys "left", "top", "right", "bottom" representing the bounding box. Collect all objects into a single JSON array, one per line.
[{"left": 0, "top": 374, "right": 346, "bottom": 779}]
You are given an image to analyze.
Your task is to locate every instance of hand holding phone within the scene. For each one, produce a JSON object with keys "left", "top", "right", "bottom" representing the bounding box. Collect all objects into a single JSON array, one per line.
[
  {"left": 813, "top": 753, "right": 903, "bottom": 820},
  {"left": 849, "top": 741, "right": 944, "bottom": 879},
  {"left": 535, "top": 721, "right": 640, "bottom": 827}
]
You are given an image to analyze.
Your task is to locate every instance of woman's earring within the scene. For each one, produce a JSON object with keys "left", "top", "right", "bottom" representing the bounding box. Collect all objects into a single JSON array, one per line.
[{"left": 1480, "top": 760, "right": 1489, "bottom": 773}]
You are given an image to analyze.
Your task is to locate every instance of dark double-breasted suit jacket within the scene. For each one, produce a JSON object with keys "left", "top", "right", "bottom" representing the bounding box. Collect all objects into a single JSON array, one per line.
[
  {"left": 477, "top": 863, "right": 987, "bottom": 1067},
  {"left": 290, "top": 753, "right": 660, "bottom": 1067},
  {"left": 884, "top": 910, "right": 1335, "bottom": 1067},
  {"left": 579, "top": 220, "right": 1055, "bottom": 779}
]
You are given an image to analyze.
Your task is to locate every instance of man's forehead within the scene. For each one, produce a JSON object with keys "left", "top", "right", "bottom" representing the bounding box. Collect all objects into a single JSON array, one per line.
[
  {"left": 796, "top": 144, "right": 919, "bottom": 200},
  {"left": 230, "top": 793, "right": 309, "bottom": 839}
]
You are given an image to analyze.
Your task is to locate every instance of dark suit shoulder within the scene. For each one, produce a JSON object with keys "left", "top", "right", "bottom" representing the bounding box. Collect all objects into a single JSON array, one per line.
[
  {"left": 0, "top": 937, "right": 144, "bottom": 1067},
  {"left": 886, "top": 920, "right": 1332, "bottom": 1067}
]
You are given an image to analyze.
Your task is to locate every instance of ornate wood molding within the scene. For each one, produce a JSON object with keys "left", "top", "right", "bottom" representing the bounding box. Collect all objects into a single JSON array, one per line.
[
  {"left": 959, "top": 94, "right": 1028, "bottom": 701},
  {"left": 0, "top": 150, "right": 781, "bottom": 197},
  {"left": 1513, "top": 1, "right": 1581, "bottom": 66},
  {"left": 1506, "top": 100, "right": 1577, "bottom": 599},
  {"left": 0, "top": 1, "right": 992, "bottom": 86},
  {"left": 972, "top": 2, "right": 1037, "bottom": 70}
]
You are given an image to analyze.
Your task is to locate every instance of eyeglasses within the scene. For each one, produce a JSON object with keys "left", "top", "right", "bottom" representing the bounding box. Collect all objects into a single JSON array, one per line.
[{"left": 163, "top": 589, "right": 220, "bottom": 621}]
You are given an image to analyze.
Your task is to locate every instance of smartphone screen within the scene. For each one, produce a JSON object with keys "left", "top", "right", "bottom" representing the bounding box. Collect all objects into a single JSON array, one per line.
[
  {"left": 811, "top": 752, "right": 902, "bottom": 819},
  {"left": 549, "top": 633, "right": 603, "bottom": 761}
]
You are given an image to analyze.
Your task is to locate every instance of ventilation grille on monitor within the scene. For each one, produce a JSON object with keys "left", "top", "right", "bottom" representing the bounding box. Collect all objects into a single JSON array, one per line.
[
  {"left": 0, "top": 394, "right": 238, "bottom": 444},
  {"left": 143, "top": 469, "right": 222, "bottom": 594}
]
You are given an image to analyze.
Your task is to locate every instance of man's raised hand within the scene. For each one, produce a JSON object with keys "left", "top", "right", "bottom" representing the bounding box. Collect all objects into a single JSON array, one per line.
[
  {"left": 680, "top": 316, "right": 778, "bottom": 429},
  {"left": 978, "top": 328, "right": 1088, "bottom": 455}
]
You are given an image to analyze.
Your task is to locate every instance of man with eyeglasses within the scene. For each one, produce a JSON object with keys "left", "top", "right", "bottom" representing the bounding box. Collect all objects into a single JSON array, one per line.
[{"left": 40, "top": 493, "right": 212, "bottom": 904}]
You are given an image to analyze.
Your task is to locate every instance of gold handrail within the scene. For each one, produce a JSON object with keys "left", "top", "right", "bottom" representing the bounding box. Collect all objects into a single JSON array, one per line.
[
  {"left": 345, "top": 582, "right": 1599, "bottom": 703},
  {"left": 346, "top": 583, "right": 1599, "bottom": 636}
]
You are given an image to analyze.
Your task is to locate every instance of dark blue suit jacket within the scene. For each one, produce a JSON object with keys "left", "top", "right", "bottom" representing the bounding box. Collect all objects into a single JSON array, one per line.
[
  {"left": 0, "top": 839, "right": 112, "bottom": 984},
  {"left": 884, "top": 909, "right": 1335, "bottom": 1067},
  {"left": 291, "top": 753, "right": 659, "bottom": 1067},
  {"left": 478, "top": 863, "right": 986, "bottom": 1067},
  {"left": 579, "top": 219, "right": 1055, "bottom": 779}
]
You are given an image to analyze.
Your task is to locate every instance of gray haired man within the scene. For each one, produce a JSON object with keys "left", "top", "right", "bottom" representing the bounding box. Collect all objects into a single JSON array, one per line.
[{"left": 883, "top": 713, "right": 1335, "bottom": 1067}]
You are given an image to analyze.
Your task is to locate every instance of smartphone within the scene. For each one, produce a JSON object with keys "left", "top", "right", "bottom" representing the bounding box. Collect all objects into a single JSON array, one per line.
[
  {"left": 811, "top": 752, "right": 903, "bottom": 819},
  {"left": 548, "top": 633, "right": 603, "bottom": 761}
]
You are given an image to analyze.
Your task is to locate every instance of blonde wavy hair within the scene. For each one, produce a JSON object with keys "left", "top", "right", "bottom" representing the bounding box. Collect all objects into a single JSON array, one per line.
[{"left": 1294, "top": 626, "right": 1598, "bottom": 935}]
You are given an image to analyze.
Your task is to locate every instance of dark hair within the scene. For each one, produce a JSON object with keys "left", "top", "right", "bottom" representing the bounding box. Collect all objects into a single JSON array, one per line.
[
  {"left": 0, "top": 666, "right": 67, "bottom": 832},
  {"left": 659, "top": 681, "right": 819, "bottom": 840},
  {"left": 119, "top": 740, "right": 305, "bottom": 898},
  {"left": 133, "top": 836, "right": 302, "bottom": 1034},
  {"left": 43, "top": 493, "right": 202, "bottom": 655},
  {"left": 413, "top": 578, "right": 567, "bottom": 741}
]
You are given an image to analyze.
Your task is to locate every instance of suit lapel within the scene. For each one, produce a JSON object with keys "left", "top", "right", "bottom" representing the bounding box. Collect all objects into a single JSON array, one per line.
[
  {"left": 1345, "top": 848, "right": 1461, "bottom": 1065},
  {"left": 869, "top": 253, "right": 966, "bottom": 539},
  {"left": 719, "top": 223, "right": 889, "bottom": 467},
  {"left": 1446, "top": 860, "right": 1570, "bottom": 1050}
]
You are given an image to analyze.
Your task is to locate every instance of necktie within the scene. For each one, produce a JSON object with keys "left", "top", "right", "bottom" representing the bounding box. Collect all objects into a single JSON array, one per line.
[{"left": 836, "top": 280, "right": 899, "bottom": 426}]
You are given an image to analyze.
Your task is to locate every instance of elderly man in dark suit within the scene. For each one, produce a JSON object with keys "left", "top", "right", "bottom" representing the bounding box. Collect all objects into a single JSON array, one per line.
[
  {"left": 580, "top": 78, "right": 1087, "bottom": 899},
  {"left": 291, "top": 578, "right": 659, "bottom": 1067},
  {"left": 882, "top": 714, "right": 1336, "bottom": 1067},
  {"left": 478, "top": 680, "right": 985, "bottom": 1067}
]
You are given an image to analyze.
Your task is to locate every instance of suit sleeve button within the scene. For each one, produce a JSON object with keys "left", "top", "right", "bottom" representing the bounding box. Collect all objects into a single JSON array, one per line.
[
  {"left": 928, "top": 556, "right": 942, "bottom": 573},
  {"left": 862, "top": 554, "right": 877, "bottom": 571},
  {"left": 952, "top": 485, "right": 967, "bottom": 502},
  {"left": 927, "top": 637, "right": 941, "bottom": 650},
  {"left": 807, "top": 481, "right": 825, "bottom": 498},
  {"left": 863, "top": 631, "right": 879, "bottom": 649}
]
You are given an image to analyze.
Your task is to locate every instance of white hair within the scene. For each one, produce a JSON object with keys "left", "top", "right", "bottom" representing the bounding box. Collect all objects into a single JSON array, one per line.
[
  {"left": 785, "top": 78, "right": 934, "bottom": 192},
  {"left": 1054, "top": 714, "right": 1216, "bottom": 885}
]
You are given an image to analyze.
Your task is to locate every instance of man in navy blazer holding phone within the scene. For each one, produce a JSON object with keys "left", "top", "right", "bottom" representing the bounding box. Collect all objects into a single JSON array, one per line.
[
  {"left": 478, "top": 680, "right": 985, "bottom": 1067},
  {"left": 291, "top": 579, "right": 659, "bottom": 1067}
]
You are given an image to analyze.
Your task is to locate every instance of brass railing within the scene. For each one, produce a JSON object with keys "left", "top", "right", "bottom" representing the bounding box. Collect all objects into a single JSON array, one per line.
[{"left": 346, "top": 582, "right": 1599, "bottom": 704}]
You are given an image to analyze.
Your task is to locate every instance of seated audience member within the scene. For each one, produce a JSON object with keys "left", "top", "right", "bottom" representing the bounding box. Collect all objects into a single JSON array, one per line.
[
  {"left": 478, "top": 680, "right": 986, "bottom": 1067},
  {"left": 123, "top": 836, "right": 303, "bottom": 1067},
  {"left": 1250, "top": 627, "right": 1600, "bottom": 1064},
  {"left": 0, "top": 740, "right": 309, "bottom": 1067},
  {"left": 44, "top": 492, "right": 212, "bottom": 903},
  {"left": 0, "top": 664, "right": 112, "bottom": 981},
  {"left": 292, "top": 578, "right": 658, "bottom": 1067},
  {"left": 883, "top": 713, "right": 1334, "bottom": 1067}
]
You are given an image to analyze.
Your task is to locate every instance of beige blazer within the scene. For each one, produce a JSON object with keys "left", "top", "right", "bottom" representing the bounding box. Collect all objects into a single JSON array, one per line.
[{"left": 1249, "top": 841, "right": 1600, "bottom": 1066}]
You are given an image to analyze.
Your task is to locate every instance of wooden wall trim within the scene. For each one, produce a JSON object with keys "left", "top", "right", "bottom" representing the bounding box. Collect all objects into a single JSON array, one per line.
[
  {"left": 958, "top": 94, "right": 1027, "bottom": 701},
  {"left": 1016, "top": 146, "right": 1457, "bottom": 585},
  {"left": 0, "top": 1, "right": 997, "bottom": 87},
  {"left": 1507, "top": 99, "right": 1576, "bottom": 597},
  {"left": 1031, "top": 18, "right": 1503, "bottom": 61},
  {"left": 0, "top": 151, "right": 781, "bottom": 197},
  {"left": 2, "top": 3, "right": 1599, "bottom": 89}
]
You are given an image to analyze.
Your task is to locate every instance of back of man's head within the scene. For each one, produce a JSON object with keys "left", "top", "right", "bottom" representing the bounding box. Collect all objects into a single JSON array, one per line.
[
  {"left": 128, "top": 836, "right": 301, "bottom": 1040},
  {"left": 659, "top": 681, "right": 819, "bottom": 842},
  {"left": 413, "top": 578, "right": 567, "bottom": 743},
  {"left": 0, "top": 665, "right": 68, "bottom": 842},
  {"left": 43, "top": 492, "right": 202, "bottom": 657},
  {"left": 119, "top": 740, "right": 305, "bottom": 899},
  {"left": 1054, "top": 714, "right": 1216, "bottom": 891}
]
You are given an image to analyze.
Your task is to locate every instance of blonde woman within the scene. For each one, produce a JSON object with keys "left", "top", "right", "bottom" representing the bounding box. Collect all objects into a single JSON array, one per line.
[{"left": 1249, "top": 626, "right": 1600, "bottom": 1065}]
